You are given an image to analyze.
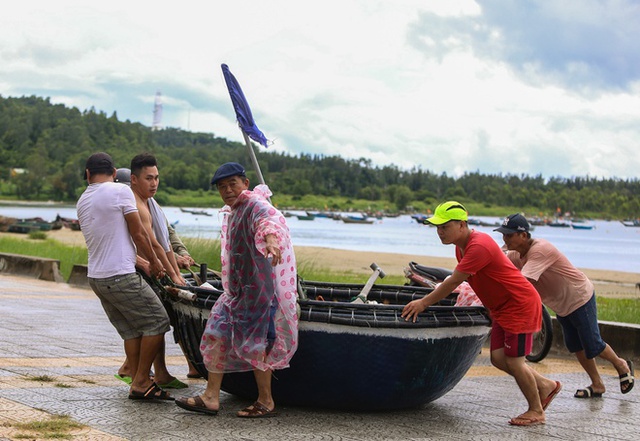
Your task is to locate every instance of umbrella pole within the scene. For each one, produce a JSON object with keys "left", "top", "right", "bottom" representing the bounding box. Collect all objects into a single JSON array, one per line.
[
  {"left": 242, "top": 130, "right": 267, "bottom": 187},
  {"left": 241, "top": 131, "right": 270, "bottom": 206}
]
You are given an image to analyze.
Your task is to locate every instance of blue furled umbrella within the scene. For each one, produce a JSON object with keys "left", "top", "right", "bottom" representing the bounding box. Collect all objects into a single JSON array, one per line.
[
  {"left": 221, "top": 64, "right": 269, "bottom": 186},
  {"left": 221, "top": 64, "right": 268, "bottom": 147}
]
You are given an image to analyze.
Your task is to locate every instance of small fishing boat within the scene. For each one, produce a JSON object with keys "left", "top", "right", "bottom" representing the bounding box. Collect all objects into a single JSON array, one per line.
[
  {"left": 191, "top": 210, "right": 212, "bottom": 216},
  {"left": 161, "top": 277, "right": 490, "bottom": 411},
  {"left": 548, "top": 221, "right": 570, "bottom": 228},
  {"left": 7, "top": 223, "right": 39, "bottom": 234},
  {"left": 570, "top": 222, "right": 594, "bottom": 230},
  {"left": 306, "top": 211, "right": 335, "bottom": 218},
  {"left": 295, "top": 214, "right": 315, "bottom": 221},
  {"left": 411, "top": 214, "right": 430, "bottom": 224},
  {"left": 56, "top": 214, "right": 81, "bottom": 230},
  {"left": 7, "top": 217, "right": 57, "bottom": 232},
  {"left": 340, "top": 215, "right": 374, "bottom": 224},
  {"left": 621, "top": 220, "right": 640, "bottom": 227}
]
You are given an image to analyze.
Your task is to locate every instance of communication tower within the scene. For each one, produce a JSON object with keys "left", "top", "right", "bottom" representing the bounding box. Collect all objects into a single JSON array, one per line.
[{"left": 152, "top": 90, "right": 163, "bottom": 131}]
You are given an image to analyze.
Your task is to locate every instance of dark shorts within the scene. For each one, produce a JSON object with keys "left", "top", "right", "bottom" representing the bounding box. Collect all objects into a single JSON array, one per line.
[
  {"left": 89, "top": 272, "right": 170, "bottom": 340},
  {"left": 490, "top": 321, "right": 533, "bottom": 358},
  {"left": 556, "top": 293, "right": 606, "bottom": 359}
]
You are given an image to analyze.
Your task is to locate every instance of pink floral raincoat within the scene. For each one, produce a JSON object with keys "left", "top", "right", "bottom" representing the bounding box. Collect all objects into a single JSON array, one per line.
[{"left": 200, "top": 185, "right": 298, "bottom": 373}]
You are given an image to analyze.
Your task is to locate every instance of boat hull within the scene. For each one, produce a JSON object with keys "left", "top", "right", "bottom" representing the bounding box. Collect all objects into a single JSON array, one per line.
[
  {"left": 164, "top": 280, "right": 490, "bottom": 410},
  {"left": 221, "top": 323, "right": 487, "bottom": 409}
]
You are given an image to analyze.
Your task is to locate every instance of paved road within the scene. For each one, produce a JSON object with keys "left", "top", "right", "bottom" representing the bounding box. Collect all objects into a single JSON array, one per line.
[{"left": 0, "top": 275, "right": 637, "bottom": 440}]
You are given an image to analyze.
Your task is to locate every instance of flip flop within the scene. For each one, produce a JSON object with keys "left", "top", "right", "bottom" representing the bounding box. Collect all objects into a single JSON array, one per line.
[
  {"left": 237, "top": 401, "right": 277, "bottom": 418},
  {"left": 509, "top": 416, "right": 545, "bottom": 426},
  {"left": 187, "top": 372, "right": 204, "bottom": 379},
  {"left": 158, "top": 378, "right": 188, "bottom": 389},
  {"left": 574, "top": 386, "right": 603, "bottom": 399},
  {"left": 542, "top": 381, "right": 562, "bottom": 410},
  {"left": 176, "top": 396, "right": 219, "bottom": 415},
  {"left": 114, "top": 374, "right": 132, "bottom": 385},
  {"left": 128, "top": 382, "right": 173, "bottom": 401},
  {"left": 620, "top": 359, "right": 634, "bottom": 394}
]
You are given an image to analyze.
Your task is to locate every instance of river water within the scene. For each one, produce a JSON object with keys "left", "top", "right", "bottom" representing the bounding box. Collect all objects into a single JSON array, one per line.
[{"left": 1, "top": 204, "right": 639, "bottom": 274}]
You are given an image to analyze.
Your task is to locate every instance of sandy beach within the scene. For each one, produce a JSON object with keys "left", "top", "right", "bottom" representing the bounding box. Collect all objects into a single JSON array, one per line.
[{"left": 6, "top": 228, "right": 640, "bottom": 298}]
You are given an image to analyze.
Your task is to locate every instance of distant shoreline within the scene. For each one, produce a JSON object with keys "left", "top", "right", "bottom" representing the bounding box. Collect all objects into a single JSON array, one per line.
[
  {"left": 5, "top": 228, "right": 636, "bottom": 299},
  {"left": 0, "top": 199, "right": 69, "bottom": 206}
]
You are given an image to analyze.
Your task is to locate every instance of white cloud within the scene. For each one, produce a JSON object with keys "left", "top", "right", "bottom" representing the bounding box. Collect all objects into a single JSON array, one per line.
[{"left": 1, "top": 0, "right": 639, "bottom": 179}]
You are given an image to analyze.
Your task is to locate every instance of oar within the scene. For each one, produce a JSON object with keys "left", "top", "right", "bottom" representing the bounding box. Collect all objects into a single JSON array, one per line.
[{"left": 351, "top": 263, "right": 386, "bottom": 303}]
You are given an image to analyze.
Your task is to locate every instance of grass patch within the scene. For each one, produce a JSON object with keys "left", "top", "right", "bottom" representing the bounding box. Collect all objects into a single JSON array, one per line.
[
  {"left": 26, "top": 375, "right": 55, "bottom": 382},
  {"left": 0, "top": 236, "right": 87, "bottom": 281},
  {"left": 28, "top": 230, "right": 48, "bottom": 240},
  {"left": 13, "top": 414, "right": 84, "bottom": 440},
  {"left": 181, "top": 237, "right": 221, "bottom": 270},
  {"left": 597, "top": 297, "right": 640, "bottom": 324},
  {"left": 54, "top": 383, "right": 73, "bottom": 388}
]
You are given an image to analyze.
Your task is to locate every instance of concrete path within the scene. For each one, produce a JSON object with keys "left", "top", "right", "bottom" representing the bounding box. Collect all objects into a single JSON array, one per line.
[{"left": 0, "top": 274, "right": 637, "bottom": 441}]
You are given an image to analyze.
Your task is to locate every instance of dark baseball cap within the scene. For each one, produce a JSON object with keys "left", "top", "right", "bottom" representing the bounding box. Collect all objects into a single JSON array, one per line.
[
  {"left": 211, "top": 162, "right": 246, "bottom": 186},
  {"left": 83, "top": 152, "right": 115, "bottom": 180},
  {"left": 494, "top": 213, "right": 530, "bottom": 234}
]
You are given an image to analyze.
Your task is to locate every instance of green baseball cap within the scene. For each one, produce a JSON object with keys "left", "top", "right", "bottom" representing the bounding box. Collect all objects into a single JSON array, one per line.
[{"left": 425, "top": 201, "right": 468, "bottom": 225}]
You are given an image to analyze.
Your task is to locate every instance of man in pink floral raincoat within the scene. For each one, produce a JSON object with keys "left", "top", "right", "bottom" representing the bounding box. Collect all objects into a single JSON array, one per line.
[{"left": 176, "top": 162, "right": 298, "bottom": 418}]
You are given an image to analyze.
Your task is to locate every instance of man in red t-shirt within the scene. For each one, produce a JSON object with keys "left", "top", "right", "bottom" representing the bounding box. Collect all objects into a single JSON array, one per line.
[{"left": 402, "top": 201, "right": 561, "bottom": 427}]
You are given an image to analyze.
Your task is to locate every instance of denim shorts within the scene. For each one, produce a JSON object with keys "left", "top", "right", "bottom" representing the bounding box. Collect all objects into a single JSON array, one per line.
[
  {"left": 89, "top": 272, "right": 170, "bottom": 340},
  {"left": 556, "top": 293, "right": 606, "bottom": 359}
]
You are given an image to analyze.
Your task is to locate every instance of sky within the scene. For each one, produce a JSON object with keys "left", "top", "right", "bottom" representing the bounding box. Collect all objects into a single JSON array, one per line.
[{"left": 1, "top": 0, "right": 639, "bottom": 180}]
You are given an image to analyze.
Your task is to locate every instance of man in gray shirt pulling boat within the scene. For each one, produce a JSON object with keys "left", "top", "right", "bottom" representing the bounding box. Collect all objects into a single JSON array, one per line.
[{"left": 77, "top": 152, "right": 173, "bottom": 401}]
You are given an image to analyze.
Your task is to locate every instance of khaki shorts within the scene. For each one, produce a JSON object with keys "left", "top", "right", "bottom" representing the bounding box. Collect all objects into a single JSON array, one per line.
[{"left": 89, "top": 272, "right": 170, "bottom": 340}]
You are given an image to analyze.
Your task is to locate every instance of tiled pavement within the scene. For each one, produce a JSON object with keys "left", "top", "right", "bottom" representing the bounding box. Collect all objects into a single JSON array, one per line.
[{"left": 0, "top": 274, "right": 638, "bottom": 441}]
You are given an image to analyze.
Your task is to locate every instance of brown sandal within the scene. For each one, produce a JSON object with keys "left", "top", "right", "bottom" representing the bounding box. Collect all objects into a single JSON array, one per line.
[
  {"left": 237, "top": 401, "right": 277, "bottom": 418},
  {"left": 176, "top": 395, "right": 219, "bottom": 415},
  {"left": 128, "top": 382, "right": 173, "bottom": 401}
]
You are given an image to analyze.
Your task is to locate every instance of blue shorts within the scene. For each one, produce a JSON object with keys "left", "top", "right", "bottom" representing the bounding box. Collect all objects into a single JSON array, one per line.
[{"left": 556, "top": 293, "right": 606, "bottom": 359}]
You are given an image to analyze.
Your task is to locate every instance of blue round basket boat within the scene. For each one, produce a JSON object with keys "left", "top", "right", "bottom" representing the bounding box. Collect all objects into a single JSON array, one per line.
[{"left": 163, "top": 279, "right": 491, "bottom": 410}]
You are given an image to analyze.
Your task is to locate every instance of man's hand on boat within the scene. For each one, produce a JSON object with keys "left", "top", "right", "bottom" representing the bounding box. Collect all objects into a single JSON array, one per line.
[
  {"left": 402, "top": 297, "right": 431, "bottom": 322},
  {"left": 402, "top": 270, "right": 470, "bottom": 322}
]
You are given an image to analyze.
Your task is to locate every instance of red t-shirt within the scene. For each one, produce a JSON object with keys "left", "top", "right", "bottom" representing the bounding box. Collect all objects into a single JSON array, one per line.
[{"left": 455, "top": 231, "right": 541, "bottom": 334}]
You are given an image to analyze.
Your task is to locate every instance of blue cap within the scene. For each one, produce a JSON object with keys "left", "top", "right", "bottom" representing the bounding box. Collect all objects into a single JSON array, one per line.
[{"left": 211, "top": 162, "right": 246, "bottom": 186}]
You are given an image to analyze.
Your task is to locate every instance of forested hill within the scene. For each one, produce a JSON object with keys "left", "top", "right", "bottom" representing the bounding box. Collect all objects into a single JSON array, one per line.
[{"left": 1, "top": 95, "right": 639, "bottom": 218}]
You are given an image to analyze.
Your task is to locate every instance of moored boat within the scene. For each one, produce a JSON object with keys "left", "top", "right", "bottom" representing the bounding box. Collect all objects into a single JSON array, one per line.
[
  {"left": 621, "top": 219, "right": 640, "bottom": 227},
  {"left": 7, "top": 217, "right": 56, "bottom": 232},
  {"left": 340, "top": 215, "right": 374, "bottom": 224},
  {"left": 411, "top": 213, "right": 430, "bottom": 224},
  {"left": 570, "top": 222, "right": 594, "bottom": 230},
  {"left": 548, "top": 221, "right": 570, "bottom": 227},
  {"left": 56, "top": 214, "right": 81, "bottom": 230},
  {"left": 161, "top": 278, "right": 491, "bottom": 410}
]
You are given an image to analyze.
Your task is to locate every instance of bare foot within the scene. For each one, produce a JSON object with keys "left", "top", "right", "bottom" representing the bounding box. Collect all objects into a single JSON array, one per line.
[{"left": 509, "top": 411, "right": 545, "bottom": 426}]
